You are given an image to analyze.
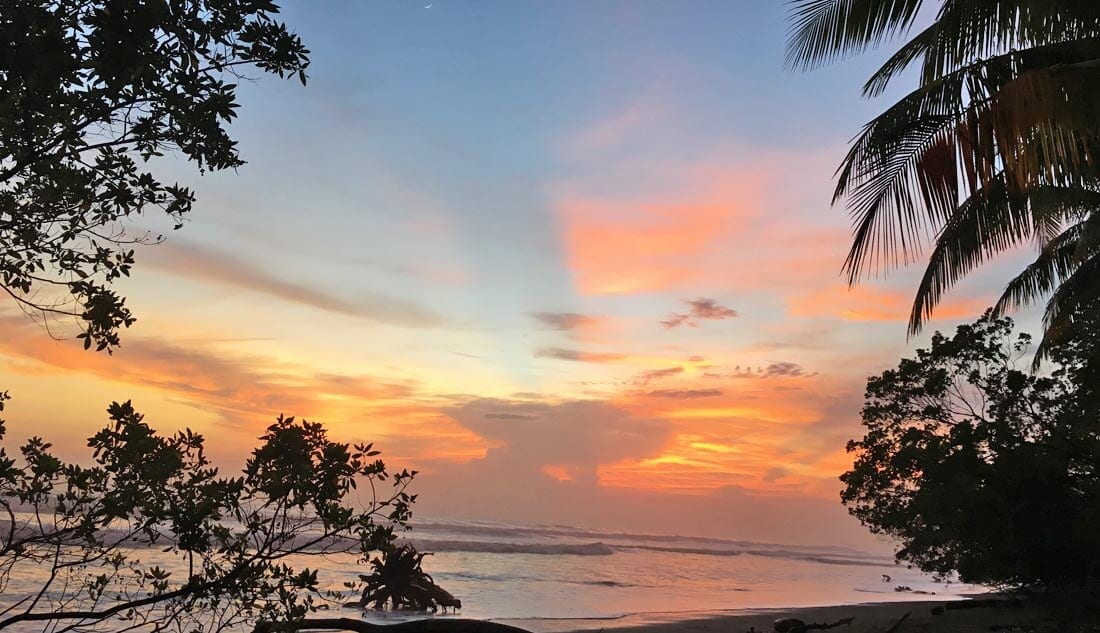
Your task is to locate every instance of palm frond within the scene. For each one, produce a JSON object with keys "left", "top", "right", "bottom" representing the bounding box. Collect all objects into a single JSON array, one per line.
[
  {"left": 839, "top": 66, "right": 981, "bottom": 280},
  {"left": 1069, "top": 202, "right": 1100, "bottom": 263},
  {"left": 919, "top": 0, "right": 1100, "bottom": 86},
  {"left": 802, "top": 0, "right": 1100, "bottom": 82},
  {"left": 909, "top": 179, "right": 1100, "bottom": 334},
  {"left": 987, "top": 61, "right": 1100, "bottom": 192},
  {"left": 994, "top": 223, "right": 1084, "bottom": 316},
  {"left": 840, "top": 37, "right": 1100, "bottom": 282},
  {"left": 793, "top": 0, "right": 1100, "bottom": 355},
  {"left": 1036, "top": 251, "right": 1100, "bottom": 362},
  {"left": 863, "top": 20, "right": 939, "bottom": 97},
  {"left": 786, "top": 0, "right": 925, "bottom": 69}
]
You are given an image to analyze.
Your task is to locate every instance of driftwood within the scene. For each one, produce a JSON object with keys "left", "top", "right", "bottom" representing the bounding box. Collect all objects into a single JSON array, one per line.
[
  {"left": 408, "top": 579, "right": 461, "bottom": 611},
  {"left": 883, "top": 611, "right": 910, "bottom": 633},
  {"left": 774, "top": 617, "right": 854, "bottom": 633},
  {"left": 347, "top": 573, "right": 462, "bottom": 613},
  {"left": 351, "top": 546, "right": 461, "bottom": 613},
  {"left": 253, "top": 617, "right": 531, "bottom": 633}
]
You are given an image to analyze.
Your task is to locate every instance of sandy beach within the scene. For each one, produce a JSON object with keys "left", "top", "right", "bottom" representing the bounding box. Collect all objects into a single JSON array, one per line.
[{"left": 503, "top": 599, "right": 1049, "bottom": 633}]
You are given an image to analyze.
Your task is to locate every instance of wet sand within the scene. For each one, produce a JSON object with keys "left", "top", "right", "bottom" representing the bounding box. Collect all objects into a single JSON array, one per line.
[{"left": 505, "top": 599, "right": 1049, "bottom": 633}]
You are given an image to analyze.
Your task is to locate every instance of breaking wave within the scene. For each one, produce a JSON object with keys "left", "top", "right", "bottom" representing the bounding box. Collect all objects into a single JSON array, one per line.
[
  {"left": 617, "top": 544, "right": 893, "bottom": 568},
  {"left": 438, "top": 570, "right": 644, "bottom": 588},
  {"left": 395, "top": 537, "right": 891, "bottom": 568},
  {"left": 401, "top": 539, "right": 616, "bottom": 556},
  {"left": 410, "top": 520, "right": 872, "bottom": 557}
]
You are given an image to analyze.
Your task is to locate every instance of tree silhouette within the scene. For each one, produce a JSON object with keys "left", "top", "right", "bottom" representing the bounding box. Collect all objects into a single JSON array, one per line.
[
  {"left": 841, "top": 311, "right": 1100, "bottom": 589},
  {"left": 0, "top": 398, "right": 419, "bottom": 633},
  {"left": 0, "top": 0, "right": 309, "bottom": 351},
  {"left": 788, "top": 1, "right": 1100, "bottom": 359}
]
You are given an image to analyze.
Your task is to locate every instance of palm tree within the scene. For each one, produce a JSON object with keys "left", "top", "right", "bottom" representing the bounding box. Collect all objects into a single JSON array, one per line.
[{"left": 787, "top": 0, "right": 1100, "bottom": 360}]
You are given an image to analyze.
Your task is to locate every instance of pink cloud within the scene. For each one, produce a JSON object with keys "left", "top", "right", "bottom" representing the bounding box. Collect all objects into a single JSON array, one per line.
[{"left": 561, "top": 95, "right": 667, "bottom": 155}]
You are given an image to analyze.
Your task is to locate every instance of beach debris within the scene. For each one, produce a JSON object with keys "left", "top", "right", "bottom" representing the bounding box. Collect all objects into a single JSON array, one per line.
[
  {"left": 882, "top": 574, "right": 892, "bottom": 583},
  {"left": 883, "top": 611, "right": 911, "bottom": 633},
  {"left": 893, "top": 586, "right": 935, "bottom": 595},
  {"left": 773, "top": 617, "right": 855, "bottom": 633}
]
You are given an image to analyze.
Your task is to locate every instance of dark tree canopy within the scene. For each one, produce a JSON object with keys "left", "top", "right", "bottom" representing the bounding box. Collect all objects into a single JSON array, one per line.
[
  {"left": 0, "top": 0, "right": 309, "bottom": 351},
  {"left": 841, "top": 311, "right": 1100, "bottom": 589}
]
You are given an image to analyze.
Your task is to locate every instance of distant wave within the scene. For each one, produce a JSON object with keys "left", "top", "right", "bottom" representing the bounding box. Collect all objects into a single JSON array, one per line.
[
  {"left": 396, "top": 537, "right": 890, "bottom": 568},
  {"left": 401, "top": 538, "right": 615, "bottom": 556},
  {"left": 411, "top": 520, "right": 871, "bottom": 557},
  {"left": 437, "top": 570, "right": 646, "bottom": 588},
  {"left": 616, "top": 544, "right": 893, "bottom": 568},
  {"left": 1, "top": 512, "right": 891, "bottom": 569}
]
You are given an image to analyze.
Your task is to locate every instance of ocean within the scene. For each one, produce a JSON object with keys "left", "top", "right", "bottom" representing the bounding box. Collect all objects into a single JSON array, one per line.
[
  {"left": 364, "top": 519, "right": 972, "bottom": 627},
  {"left": 0, "top": 517, "right": 975, "bottom": 631}
]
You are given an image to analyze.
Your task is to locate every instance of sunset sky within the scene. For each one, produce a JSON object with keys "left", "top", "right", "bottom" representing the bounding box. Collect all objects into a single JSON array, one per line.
[{"left": 0, "top": 1, "right": 1041, "bottom": 548}]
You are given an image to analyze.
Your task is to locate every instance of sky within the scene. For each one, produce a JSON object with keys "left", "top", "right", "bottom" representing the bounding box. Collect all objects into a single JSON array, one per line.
[{"left": 0, "top": 1, "right": 1042, "bottom": 549}]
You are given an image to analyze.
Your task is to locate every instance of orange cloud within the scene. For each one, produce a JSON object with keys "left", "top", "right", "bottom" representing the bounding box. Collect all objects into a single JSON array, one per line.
[
  {"left": 0, "top": 316, "right": 487, "bottom": 465},
  {"left": 0, "top": 309, "right": 866, "bottom": 500},
  {"left": 597, "top": 424, "right": 820, "bottom": 495},
  {"left": 551, "top": 140, "right": 854, "bottom": 298},
  {"left": 541, "top": 464, "right": 576, "bottom": 482},
  {"left": 598, "top": 426, "right": 850, "bottom": 498},
  {"left": 789, "top": 284, "right": 991, "bottom": 322},
  {"left": 587, "top": 365, "right": 867, "bottom": 498},
  {"left": 557, "top": 193, "right": 748, "bottom": 295}
]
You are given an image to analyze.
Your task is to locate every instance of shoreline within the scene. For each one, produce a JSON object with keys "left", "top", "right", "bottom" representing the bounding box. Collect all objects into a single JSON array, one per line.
[{"left": 499, "top": 598, "right": 1044, "bottom": 633}]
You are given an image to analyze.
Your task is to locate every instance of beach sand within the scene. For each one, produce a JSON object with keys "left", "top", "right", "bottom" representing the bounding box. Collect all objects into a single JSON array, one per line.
[{"left": 506, "top": 599, "right": 1053, "bottom": 633}]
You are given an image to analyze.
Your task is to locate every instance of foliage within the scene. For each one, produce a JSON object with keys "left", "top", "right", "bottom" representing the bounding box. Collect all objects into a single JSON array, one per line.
[
  {"left": 0, "top": 399, "right": 418, "bottom": 633},
  {"left": 0, "top": 0, "right": 309, "bottom": 351},
  {"left": 355, "top": 544, "right": 460, "bottom": 612},
  {"left": 841, "top": 310, "right": 1100, "bottom": 589},
  {"left": 786, "top": 0, "right": 1100, "bottom": 360}
]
